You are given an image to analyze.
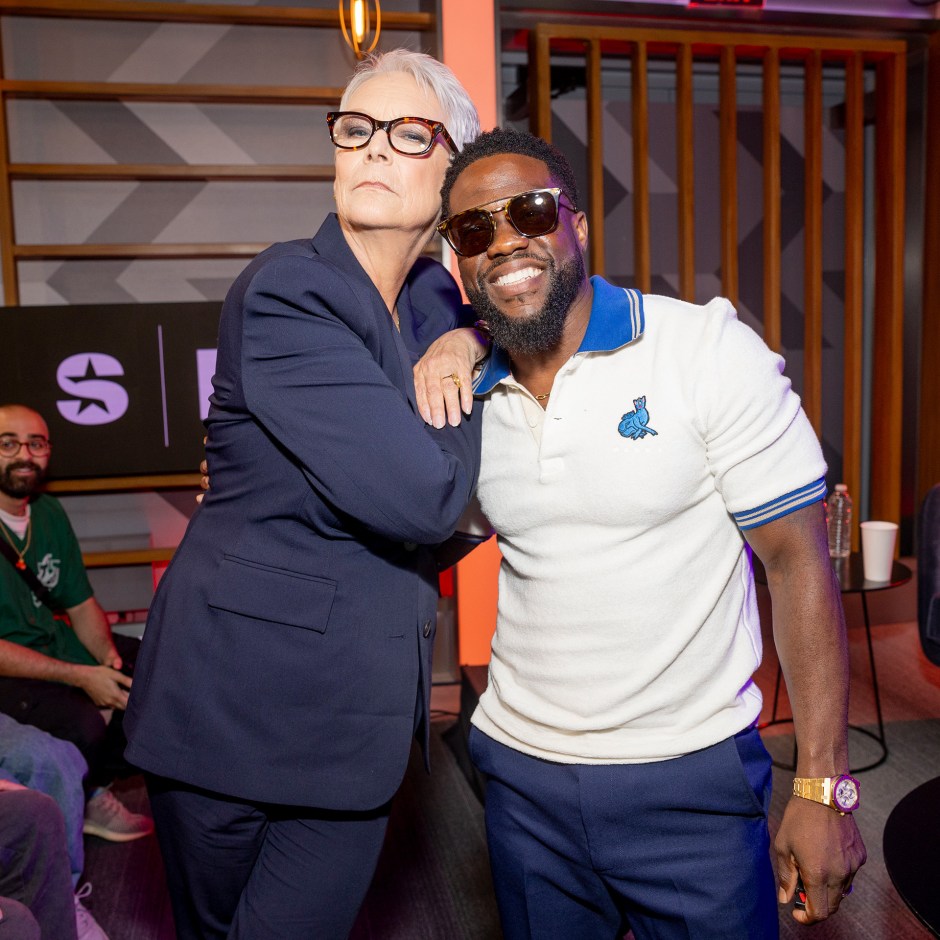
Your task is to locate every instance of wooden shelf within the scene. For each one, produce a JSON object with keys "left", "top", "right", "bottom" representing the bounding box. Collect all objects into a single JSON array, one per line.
[
  {"left": 0, "top": 1, "right": 433, "bottom": 31},
  {"left": 0, "top": 80, "right": 346, "bottom": 104},
  {"left": 8, "top": 163, "right": 335, "bottom": 181},
  {"left": 13, "top": 242, "right": 271, "bottom": 260},
  {"left": 82, "top": 547, "right": 176, "bottom": 568},
  {"left": 45, "top": 473, "right": 202, "bottom": 492}
]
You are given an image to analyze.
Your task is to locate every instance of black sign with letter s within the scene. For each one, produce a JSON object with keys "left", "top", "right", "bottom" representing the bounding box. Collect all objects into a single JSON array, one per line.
[{"left": 0, "top": 301, "right": 222, "bottom": 479}]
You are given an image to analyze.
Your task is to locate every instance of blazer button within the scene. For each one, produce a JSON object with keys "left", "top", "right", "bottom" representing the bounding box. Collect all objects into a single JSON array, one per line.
[
  {"left": 423, "top": 620, "right": 432, "bottom": 638},
  {"left": 403, "top": 541, "right": 418, "bottom": 552}
]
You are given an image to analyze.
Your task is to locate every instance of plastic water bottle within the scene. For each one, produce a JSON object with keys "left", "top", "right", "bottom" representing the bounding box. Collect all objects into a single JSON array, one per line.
[{"left": 826, "top": 484, "right": 852, "bottom": 558}]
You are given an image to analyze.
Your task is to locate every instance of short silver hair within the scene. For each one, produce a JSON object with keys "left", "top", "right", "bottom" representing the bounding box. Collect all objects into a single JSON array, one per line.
[{"left": 339, "top": 48, "right": 481, "bottom": 151}]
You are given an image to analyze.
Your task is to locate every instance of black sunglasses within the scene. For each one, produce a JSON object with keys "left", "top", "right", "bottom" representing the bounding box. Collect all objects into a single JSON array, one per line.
[
  {"left": 437, "top": 188, "right": 576, "bottom": 257},
  {"left": 326, "top": 111, "right": 456, "bottom": 156}
]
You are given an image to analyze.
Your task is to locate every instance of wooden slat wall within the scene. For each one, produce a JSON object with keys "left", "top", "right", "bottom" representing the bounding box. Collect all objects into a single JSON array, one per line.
[
  {"left": 631, "top": 41, "right": 650, "bottom": 292},
  {"left": 870, "top": 53, "right": 907, "bottom": 526},
  {"left": 761, "top": 47, "right": 781, "bottom": 354},
  {"left": 843, "top": 54, "right": 865, "bottom": 549},
  {"left": 585, "top": 40, "right": 605, "bottom": 276},
  {"left": 802, "top": 50, "right": 823, "bottom": 435},
  {"left": 0, "top": 1, "right": 436, "bottom": 307},
  {"left": 919, "top": 34, "right": 940, "bottom": 515},
  {"left": 719, "top": 46, "right": 739, "bottom": 308},
  {"left": 529, "top": 22, "right": 912, "bottom": 534},
  {"left": 676, "top": 44, "right": 695, "bottom": 303}
]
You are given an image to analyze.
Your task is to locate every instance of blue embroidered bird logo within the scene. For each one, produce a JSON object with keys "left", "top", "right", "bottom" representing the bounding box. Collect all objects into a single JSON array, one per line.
[{"left": 618, "top": 396, "right": 657, "bottom": 440}]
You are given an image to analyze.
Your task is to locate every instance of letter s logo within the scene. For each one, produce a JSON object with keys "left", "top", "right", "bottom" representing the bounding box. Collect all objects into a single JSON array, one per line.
[{"left": 56, "top": 353, "right": 130, "bottom": 426}]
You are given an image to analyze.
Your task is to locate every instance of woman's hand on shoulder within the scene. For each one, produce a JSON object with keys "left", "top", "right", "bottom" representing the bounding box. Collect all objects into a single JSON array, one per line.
[{"left": 414, "top": 328, "right": 489, "bottom": 428}]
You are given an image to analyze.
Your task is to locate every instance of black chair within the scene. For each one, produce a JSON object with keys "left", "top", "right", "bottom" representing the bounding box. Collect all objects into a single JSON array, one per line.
[{"left": 918, "top": 483, "right": 940, "bottom": 667}]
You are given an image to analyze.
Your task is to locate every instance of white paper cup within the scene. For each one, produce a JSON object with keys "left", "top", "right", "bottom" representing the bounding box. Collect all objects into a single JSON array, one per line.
[{"left": 860, "top": 521, "right": 898, "bottom": 582}]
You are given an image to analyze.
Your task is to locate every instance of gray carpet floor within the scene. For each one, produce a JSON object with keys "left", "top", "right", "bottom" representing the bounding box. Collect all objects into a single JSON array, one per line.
[{"left": 82, "top": 564, "right": 938, "bottom": 938}]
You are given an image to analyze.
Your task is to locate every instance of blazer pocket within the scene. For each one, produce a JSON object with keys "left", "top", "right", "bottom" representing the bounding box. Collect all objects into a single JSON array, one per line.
[{"left": 208, "top": 554, "right": 337, "bottom": 634}]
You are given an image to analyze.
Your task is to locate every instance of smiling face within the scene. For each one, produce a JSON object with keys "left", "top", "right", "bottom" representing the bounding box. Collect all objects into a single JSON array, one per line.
[
  {"left": 332, "top": 72, "right": 453, "bottom": 240},
  {"left": 0, "top": 406, "right": 49, "bottom": 507},
  {"left": 449, "top": 154, "right": 590, "bottom": 356}
]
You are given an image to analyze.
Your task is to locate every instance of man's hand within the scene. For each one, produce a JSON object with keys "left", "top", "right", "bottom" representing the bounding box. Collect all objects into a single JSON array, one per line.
[
  {"left": 745, "top": 502, "right": 867, "bottom": 924},
  {"left": 76, "top": 664, "right": 132, "bottom": 710},
  {"left": 775, "top": 796, "right": 866, "bottom": 923},
  {"left": 413, "top": 328, "right": 489, "bottom": 428}
]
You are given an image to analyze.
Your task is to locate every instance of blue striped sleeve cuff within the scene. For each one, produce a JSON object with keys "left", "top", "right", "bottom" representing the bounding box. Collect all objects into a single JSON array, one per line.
[{"left": 733, "top": 477, "right": 827, "bottom": 530}]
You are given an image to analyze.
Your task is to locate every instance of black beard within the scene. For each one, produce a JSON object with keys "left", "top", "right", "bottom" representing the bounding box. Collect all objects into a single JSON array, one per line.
[
  {"left": 0, "top": 460, "right": 45, "bottom": 499},
  {"left": 467, "top": 251, "right": 586, "bottom": 357}
]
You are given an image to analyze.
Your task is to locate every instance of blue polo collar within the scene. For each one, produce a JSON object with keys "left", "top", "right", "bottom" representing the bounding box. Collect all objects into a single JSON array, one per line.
[{"left": 472, "top": 276, "right": 645, "bottom": 394}]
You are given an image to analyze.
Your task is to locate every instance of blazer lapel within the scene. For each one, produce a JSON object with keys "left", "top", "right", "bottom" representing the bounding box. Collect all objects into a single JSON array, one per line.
[{"left": 309, "top": 214, "right": 417, "bottom": 410}]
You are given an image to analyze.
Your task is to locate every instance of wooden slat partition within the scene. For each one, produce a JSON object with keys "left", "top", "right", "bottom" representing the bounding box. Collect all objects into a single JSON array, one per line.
[
  {"left": 631, "top": 41, "right": 650, "bottom": 293},
  {"left": 870, "top": 53, "right": 907, "bottom": 526},
  {"left": 676, "top": 44, "right": 695, "bottom": 303},
  {"left": 585, "top": 40, "right": 605, "bottom": 276},
  {"left": 719, "top": 46, "right": 739, "bottom": 308},
  {"left": 802, "top": 50, "right": 823, "bottom": 435},
  {"left": 919, "top": 34, "right": 940, "bottom": 516},
  {"left": 528, "top": 22, "right": 911, "bottom": 532},
  {"left": 843, "top": 53, "right": 865, "bottom": 549},
  {"left": 0, "top": 1, "right": 437, "bottom": 305},
  {"left": 761, "top": 47, "right": 781, "bottom": 353}
]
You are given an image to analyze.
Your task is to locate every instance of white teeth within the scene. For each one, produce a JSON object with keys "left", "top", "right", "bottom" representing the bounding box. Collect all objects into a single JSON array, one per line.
[{"left": 494, "top": 267, "right": 539, "bottom": 287}]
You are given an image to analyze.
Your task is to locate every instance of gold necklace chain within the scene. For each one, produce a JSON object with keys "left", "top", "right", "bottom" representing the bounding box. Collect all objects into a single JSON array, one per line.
[
  {"left": 0, "top": 515, "right": 31, "bottom": 570},
  {"left": 534, "top": 391, "right": 550, "bottom": 401}
]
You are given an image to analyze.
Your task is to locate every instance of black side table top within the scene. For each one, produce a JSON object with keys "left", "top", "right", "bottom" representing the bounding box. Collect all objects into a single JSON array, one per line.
[
  {"left": 883, "top": 775, "right": 940, "bottom": 937},
  {"left": 828, "top": 553, "right": 912, "bottom": 594}
]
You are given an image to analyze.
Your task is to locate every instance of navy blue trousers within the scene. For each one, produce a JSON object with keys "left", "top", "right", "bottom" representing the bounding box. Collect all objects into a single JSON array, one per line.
[
  {"left": 470, "top": 725, "right": 778, "bottom": 940},
  {"left": 147, "top": 775, "right": 391, "bottom": 940}
]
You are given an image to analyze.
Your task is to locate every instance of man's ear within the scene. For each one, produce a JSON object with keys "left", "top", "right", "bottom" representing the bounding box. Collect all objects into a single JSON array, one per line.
[{"left": 574, "top": 211, "right": 589, "bottom": 253}]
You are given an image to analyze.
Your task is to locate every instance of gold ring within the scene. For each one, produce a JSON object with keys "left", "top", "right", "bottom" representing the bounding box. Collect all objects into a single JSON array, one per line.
[{"left": 447, "top": 373, "right": 462, "bottom": 390}]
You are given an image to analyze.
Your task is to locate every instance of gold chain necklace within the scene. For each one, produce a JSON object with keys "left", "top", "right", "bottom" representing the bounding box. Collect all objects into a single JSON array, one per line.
[
  {"left": 534, "top": 391, "right": 550, "bottom": 401},
  {"left": 0, "top": 515, "right": 31, "bottom": 570}
]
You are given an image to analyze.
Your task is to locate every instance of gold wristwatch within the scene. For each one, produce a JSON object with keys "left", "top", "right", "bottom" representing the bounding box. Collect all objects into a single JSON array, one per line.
[{"left": 792, "top": 774, "right": 860, "bottom": 814}]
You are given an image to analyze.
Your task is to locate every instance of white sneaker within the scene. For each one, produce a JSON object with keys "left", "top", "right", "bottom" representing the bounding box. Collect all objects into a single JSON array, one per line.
[
  {"left": 83, "top": 786, "right": 154, "bottom": 842},
  {"left": 74, "top": 883, "right": 110, "bottom": 940}
]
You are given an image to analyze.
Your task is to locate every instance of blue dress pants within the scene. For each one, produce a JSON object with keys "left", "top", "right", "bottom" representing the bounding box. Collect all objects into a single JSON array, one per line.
[
  {"left": 147, "top": 774, "right": 391, "bottom": 940},
  {"left": 470, "top": 725, "right": 778, "bottom": 940}
]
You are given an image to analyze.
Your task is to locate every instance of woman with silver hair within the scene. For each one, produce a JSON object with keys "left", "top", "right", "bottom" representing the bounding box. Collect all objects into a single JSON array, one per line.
[{"left": 125, "top": 50, "right": 482, "bottom": 939}]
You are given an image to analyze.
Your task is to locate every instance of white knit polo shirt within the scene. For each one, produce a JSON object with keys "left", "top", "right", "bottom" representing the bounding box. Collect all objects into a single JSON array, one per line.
[{"left": 470, "top": 278, "right": 827, "bottom": 764}]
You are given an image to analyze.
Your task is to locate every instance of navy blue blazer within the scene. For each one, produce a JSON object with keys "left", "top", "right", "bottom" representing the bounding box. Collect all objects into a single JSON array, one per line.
[{"left": 125, "top": 214, "right": 482, "bottom": 811}]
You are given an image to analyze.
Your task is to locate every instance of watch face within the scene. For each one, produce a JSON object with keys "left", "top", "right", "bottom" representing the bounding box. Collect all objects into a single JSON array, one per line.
[{"left": 834, "top": 775, "right": 860, "bottom": 811}]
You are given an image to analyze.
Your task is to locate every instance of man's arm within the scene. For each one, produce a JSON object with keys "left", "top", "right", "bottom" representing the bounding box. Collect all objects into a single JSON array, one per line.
[
  {"left": 67, "top": 597, "right": 120, "bottom": 670},
  {"left": 0, "top": 634, "right": 131, "bottom": 710},
  {"left": 744, "top": 501, "right": 867, "bottom": 925}
]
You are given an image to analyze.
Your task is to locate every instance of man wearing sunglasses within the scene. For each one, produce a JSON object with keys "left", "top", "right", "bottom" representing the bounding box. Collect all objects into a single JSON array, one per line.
[
  {"left": 414, "top": 128, "right": 864, "bottom": 939},
  {"left": 0, "top": 404, "right": 153, "bottom": 848}
]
